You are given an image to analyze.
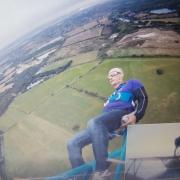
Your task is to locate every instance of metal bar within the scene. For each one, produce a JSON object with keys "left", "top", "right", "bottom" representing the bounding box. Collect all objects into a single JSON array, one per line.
[
  {"left": 107, "top": 158, "right": 125, "bottom": 164},
  {"left": 0, "top": 130, "right": 7, "bottom": 180},
  {"left": 114, "top": 130, "right": 127, "bottom": 180}
]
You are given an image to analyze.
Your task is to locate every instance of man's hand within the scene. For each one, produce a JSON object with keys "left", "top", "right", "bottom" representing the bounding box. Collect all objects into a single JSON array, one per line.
[{"left": 121, "top": 114, "right": 136, "bottom": 127}]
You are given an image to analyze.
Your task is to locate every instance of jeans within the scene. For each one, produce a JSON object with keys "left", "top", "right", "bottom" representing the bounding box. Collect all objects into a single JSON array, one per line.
[{"left": 67, "top": 109, "right": 128, "bottom": 171}]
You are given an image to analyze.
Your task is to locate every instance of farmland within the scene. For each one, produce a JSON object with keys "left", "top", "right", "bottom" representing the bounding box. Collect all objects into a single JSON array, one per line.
[
  {"left": 0, "top": 0, "right": 180, "bottom": 178},
  {"left": 0, "top": 57, "right": 180, "bottom": 178}
]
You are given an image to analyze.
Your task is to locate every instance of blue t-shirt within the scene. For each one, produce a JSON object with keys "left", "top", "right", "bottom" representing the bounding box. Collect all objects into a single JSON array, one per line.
[{"left": 103, "top": 79, "right": 143, "bottom": 112}]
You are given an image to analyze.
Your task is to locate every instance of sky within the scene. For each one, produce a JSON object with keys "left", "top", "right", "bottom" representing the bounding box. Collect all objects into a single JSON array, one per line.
[{"left": 0, "top": 0, "right": 108, "bottom": 50}]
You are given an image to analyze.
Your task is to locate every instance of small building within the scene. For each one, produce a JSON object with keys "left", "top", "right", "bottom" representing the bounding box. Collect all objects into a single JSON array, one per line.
[{"left": 109, "top": 33, "right": 119, "bottom": 41}]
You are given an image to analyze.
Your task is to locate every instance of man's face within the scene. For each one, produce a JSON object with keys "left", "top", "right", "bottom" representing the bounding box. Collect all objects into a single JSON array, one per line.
[{"left": 107, "top": 69, "right": 124, "bottom": 88}]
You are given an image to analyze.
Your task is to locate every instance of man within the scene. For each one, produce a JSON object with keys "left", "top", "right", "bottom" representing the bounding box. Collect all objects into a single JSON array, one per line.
[{"left": 67, "top": 67, "right": 148, "bottom": 179}]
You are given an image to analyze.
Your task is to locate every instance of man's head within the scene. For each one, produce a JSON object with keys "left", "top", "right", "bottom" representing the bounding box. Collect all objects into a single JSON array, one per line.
[{"left": 107, "top": 68, "right": 124, "bottom": 88}]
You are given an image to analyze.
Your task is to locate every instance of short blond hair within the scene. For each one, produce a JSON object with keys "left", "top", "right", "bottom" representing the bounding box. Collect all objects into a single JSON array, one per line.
[{"left": 108, "top": 68, "right": 124, "bottom": 77}]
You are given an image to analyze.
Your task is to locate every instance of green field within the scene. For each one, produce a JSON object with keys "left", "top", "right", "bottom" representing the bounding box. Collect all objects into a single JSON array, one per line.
[
  {"left": 40, "top": 59, "right": 71, "bottom": 73},
  {"left": 0, "top": 57, "right": 180, "bottom": 178},
  {"left": 42, "top": 50, "right": 98, "bottom": 73}
]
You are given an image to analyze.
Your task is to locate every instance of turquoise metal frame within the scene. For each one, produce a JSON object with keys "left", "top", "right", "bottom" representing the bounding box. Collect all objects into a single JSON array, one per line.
[{"left": 46, "top": 130, "right": 127, "bottom": 180}]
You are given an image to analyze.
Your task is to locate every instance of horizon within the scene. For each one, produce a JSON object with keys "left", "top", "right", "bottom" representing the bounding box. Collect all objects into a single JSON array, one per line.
[{"left": 0, "top": 0, "right": 110, "bottom": 51}]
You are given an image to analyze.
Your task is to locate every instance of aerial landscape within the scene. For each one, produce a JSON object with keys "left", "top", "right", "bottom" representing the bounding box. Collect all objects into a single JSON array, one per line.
[{"left": 0, "top": 0, "right": 179, "bottom": 179}]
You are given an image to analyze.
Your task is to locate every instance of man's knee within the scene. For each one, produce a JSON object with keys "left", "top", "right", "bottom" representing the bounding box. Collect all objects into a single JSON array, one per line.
[
  {"left": 87, "top": 118, "right": 100, "bottom": 129},
  {"left": 67, "top": 138, "right": 78, "bottom": 151}
]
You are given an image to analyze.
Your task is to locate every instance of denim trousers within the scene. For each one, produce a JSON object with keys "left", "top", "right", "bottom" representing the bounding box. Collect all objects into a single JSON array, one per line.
[{"left": 67, "top": 109, "right": 128, "bottom": 171}]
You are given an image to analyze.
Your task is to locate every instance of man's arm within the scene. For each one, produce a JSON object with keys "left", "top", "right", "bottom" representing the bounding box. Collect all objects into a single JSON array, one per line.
[
  {"left": 133, "top": 86, "right": 148, "bottom": 122},
  {"left": 121, "top": 86, "right": 148, "bottom": 126}
]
